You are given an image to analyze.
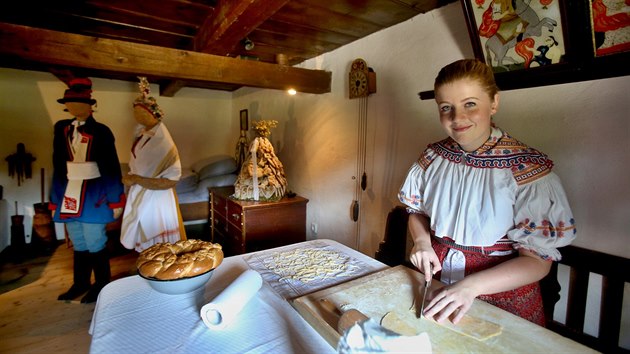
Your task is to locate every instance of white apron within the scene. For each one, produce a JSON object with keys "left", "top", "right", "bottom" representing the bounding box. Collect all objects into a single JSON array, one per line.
[
  {"left": 120, "top": 123, "right": 185, "bottom": 252},
  {"left": 61, "top": 121, "right": 101, "bottom": 215}
]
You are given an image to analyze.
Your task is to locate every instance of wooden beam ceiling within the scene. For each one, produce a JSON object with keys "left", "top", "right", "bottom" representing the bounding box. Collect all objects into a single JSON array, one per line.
[
  {"left": 0, "top": 23, "right": 331, "bottom": 95},
  {"left": 195, "top": 0, "right": 290, "bottom": 56},
  {"left": 0, "top": 1, "right": 451, "bottom": 94}
]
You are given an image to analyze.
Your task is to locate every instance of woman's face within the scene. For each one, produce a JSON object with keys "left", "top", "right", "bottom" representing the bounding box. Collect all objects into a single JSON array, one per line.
[
  {"left": 133, "top": 105, "right": 159, "bottom": 128},
  {"left": 435, "top": 78, "right": 499, "bottom": 152}
]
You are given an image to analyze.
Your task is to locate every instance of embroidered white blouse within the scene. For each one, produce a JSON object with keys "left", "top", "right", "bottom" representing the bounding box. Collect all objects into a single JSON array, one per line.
[{"left": 399, "top": 127, "right": 576, "bottom": 264}]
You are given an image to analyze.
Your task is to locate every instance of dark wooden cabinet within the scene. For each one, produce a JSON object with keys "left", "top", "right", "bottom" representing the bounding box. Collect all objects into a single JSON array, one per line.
[{"left": 209, "top": 187, "right": 308, "bottom": 256}]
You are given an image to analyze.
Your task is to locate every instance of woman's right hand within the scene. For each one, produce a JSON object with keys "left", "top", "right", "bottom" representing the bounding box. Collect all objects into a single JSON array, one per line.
[
  {"left": 407, "top": 213, "right": 440, "bottom": 283},
  {"left": 409, "top": 243, "right": 440, "bottom": 283}
]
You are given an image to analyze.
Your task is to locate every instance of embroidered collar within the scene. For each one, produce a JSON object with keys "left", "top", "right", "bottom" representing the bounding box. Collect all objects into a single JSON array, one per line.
[
  {"left": 443, "top": 127, "right": 503, "bottom": 156},
  {"left": 428, "top": 126, "right": 553, "bottom": 171}
]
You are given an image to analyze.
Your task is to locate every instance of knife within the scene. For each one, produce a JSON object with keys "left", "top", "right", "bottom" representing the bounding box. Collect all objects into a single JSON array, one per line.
[{"left": 418, "top": 264, "right": 433, "bottom": 319}]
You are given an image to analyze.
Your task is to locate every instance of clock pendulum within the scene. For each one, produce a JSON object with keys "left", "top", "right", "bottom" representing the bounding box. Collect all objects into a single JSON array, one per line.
[{"left": 348, "top": 58, "right": 376, "bottom": 249}]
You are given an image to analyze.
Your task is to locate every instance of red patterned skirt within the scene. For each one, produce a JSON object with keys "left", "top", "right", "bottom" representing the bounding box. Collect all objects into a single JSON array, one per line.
[{"left": 431, "top": 236, "right": 546, "bottom": 326}]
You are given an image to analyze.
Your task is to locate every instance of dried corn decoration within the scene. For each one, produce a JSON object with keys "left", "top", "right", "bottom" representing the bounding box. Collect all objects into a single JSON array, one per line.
[{"left": 233, "top": 120, "right": 287, "bottom": 201}]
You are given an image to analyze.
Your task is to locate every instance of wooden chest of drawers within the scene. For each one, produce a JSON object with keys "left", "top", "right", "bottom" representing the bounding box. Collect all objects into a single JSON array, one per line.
[{"left": 209, "top": 187, "right": 309, "bottom": 256}]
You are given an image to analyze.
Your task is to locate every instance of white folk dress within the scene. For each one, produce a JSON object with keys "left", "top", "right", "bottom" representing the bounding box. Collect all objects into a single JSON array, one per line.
[
  {"left": 399, "top": 127, "right": 576, "bottom": 285},
  {"left": 120, "top": 122, "right": 185, "bottom": 252}
]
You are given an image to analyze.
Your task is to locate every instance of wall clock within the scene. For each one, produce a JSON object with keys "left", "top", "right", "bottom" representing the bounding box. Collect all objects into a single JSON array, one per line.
[
  {"left": 348, "top": 57, "right": 376, "bottom": 239},
  {"left": 348, "top": 58, "right": 376, "bottom": 99}
]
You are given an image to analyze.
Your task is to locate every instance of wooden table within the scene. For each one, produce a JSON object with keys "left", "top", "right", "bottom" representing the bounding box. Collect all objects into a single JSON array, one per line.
[
  {"left": 292, "top": 265, "right": 598, "bottom": 353},
  {"left": 210, "top": 186, "right": 308, "bottom": 256}
]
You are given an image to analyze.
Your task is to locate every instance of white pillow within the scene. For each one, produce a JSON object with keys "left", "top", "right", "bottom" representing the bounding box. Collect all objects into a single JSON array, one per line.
[
  {"left": 195, "top": 174, "right": 237, "bottom": 192},
  {"left": 191, "top": 155, "right": 232, "bottom": 172},
  {"left": 192, "top": 155, "right": 238, "bottom": 180},
  {"left": 175, "top": 168, "right": 199, "bottom": 194}
]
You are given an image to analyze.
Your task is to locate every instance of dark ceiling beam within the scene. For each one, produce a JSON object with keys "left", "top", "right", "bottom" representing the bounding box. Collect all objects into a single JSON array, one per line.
[
  {"left": 159, "top": 80, "right": 187, "bottom": 97},
  {"left": 0, "top": 23, "right": 331, "bottom": 94},
  {"left": 195, "top": 0, "right": 290, "bottom": 56},
  {"left": 48, "top": 68, "right": 76, "bottom": 86}
]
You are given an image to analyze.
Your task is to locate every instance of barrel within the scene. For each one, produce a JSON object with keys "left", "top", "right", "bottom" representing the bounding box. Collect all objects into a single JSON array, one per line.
[
  {"left": 32, "top": 202, "right": 56, "bottom": 243},
  {"left": 10, "top": 214, "right": 25, "bottom": 246}
]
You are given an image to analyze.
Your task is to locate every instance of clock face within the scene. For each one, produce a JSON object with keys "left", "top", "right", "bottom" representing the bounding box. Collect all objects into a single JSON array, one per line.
[{"left": 350, "top": 70, "right": 368, "bottom": 98}]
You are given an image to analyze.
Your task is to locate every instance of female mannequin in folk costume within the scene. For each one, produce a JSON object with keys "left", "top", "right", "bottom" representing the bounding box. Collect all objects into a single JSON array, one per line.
[
  {"left": 120, "top": 77, "right": 186, "bottom": 252},
  {"left": 50, "top": 77, "right": 125, "bottom": 303}
]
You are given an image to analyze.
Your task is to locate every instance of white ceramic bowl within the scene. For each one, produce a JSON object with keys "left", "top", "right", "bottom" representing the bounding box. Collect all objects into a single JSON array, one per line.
[{"left": 139, "top": 269, "right": 214, "bottom": 295}]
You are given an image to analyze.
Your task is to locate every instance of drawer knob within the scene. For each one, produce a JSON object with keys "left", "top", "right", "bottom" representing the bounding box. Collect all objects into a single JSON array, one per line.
[{"left": 231, "top": 213, "right": 240, "bottom": 221}]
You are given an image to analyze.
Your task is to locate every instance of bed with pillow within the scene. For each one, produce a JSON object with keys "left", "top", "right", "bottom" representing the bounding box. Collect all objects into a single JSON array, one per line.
[{"left": 176, "top": 155, "right": 238, "bottom": 222}]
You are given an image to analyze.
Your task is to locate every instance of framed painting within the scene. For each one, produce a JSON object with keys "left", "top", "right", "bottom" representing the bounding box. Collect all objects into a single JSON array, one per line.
[
  {"left": 461, "top": 0, "right": 571, "bottom": 72},
  {"left": 589, "top": 0, "right": 630, "bottom": 57},
  {"left": 240, "top": 109, "right": 248, "bottom": 131},
  {"left": 416, "top": 0, "right": 629, "bottom": 98}
]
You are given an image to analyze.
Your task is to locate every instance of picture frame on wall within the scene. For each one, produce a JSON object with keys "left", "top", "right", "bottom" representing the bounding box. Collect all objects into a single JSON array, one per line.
[
  {"left": 417, "top": 0, "right": 630, "bottom": 99},
  {"left": 460, "top": 0, "right": 571, "bottom": 72},
  {"left": 589, "top": 0, "right": 630, "bottom": 57},
  {"left": 240, "top": 109, "right": 248, "bottom": 131}
]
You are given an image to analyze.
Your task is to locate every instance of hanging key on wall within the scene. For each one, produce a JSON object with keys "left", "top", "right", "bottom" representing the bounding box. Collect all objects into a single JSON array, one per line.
[
  {"left": 361, "top": 172, "right": 367, "bottom": 191},
  {"left": 351, "top": 200, "right": 359, "bottom": 222}
]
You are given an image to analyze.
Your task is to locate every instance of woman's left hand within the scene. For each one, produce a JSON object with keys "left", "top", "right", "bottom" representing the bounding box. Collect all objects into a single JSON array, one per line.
[
  {"left": 422, "top": 249, "right": 552, "bottom": 324},
  {"left": 122, "top": 174, "right": 137, "bottom": 186},
  {"left": 423, "top": 281, "right": 478, "bottom": 324}
]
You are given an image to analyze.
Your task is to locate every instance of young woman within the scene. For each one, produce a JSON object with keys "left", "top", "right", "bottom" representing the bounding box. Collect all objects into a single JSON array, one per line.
[{"left": 398, "top": 59, "right": 576, "bottom": 326}]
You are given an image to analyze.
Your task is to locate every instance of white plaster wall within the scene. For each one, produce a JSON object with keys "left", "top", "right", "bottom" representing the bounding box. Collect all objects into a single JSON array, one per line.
[
  {"left": 0, "top": 1, "right": 628, "bottom": 347},
  {"left": 231, "top": 6, "right": 474, "bottom": 251},
  {"left": 231, "top": 3, "right": 629, "bottom": 348},
  {"left": 232, "top": 3, "right": 630, "bottom": 259},
  {"left": 3, "top": 3, "right": 625, "bottom": 259}
]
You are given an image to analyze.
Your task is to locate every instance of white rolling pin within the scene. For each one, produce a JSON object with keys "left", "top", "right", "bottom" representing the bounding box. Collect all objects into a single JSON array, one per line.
[{"left": 200, "top": 269, "right": 263, "bottom": 329}]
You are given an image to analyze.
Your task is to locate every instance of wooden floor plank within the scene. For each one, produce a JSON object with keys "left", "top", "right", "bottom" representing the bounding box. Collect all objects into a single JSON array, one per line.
[{"left": 0, "top": 242, "right": 137, "bottom": 353}]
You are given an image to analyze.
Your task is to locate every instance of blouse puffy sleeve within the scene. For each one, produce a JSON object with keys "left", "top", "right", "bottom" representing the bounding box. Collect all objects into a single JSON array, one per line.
[
  {"left": 398, "top": 149, "right": 434, "bottom": 214},
  {"left": 507, "top": 172, "right": 577, "bottom": 261}
]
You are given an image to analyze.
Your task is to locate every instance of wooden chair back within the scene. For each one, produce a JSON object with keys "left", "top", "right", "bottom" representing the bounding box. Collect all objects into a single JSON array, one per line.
[
  {"left": 375, "top": 206, "right": 409, "bottom": 267},
  {"left": 542, "top": 245, "right": 630, "bottom": 354}
]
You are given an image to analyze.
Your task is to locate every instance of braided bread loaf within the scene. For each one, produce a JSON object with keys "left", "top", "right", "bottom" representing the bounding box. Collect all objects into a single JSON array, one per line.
[{"left": 137, "top": 240, "right": 223, "bottom": 280}]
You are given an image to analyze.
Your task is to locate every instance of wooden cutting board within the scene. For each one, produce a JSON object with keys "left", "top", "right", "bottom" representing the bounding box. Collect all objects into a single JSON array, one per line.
[{"left": 291, "top": 265, "right": 597, "bottom": 353}]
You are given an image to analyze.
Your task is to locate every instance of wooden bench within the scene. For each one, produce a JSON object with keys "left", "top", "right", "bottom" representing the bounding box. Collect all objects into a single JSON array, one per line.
[{"left": 376, "top": 206, "right": 629, "bottom": 353}]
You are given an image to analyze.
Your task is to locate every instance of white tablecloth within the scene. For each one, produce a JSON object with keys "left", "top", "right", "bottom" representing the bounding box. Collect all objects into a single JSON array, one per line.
[{"left": 89, "top": 239, "right": 387, "bottom": 354}]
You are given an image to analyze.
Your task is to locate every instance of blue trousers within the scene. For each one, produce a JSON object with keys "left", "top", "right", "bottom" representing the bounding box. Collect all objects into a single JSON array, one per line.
[{"left": 65, "top": 221, "right": 108, "bottom": 252}]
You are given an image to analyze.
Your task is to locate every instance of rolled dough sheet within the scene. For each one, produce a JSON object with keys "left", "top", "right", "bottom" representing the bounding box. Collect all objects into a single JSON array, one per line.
[
  {"left": 381, "top": 312, "right": 419, "bottom": 336},
  {"left": 435, "top": 313, "right": 502, "bottom": 340},
  {"left": 381, "top": 311, "right": 502, "bottom": 341}
]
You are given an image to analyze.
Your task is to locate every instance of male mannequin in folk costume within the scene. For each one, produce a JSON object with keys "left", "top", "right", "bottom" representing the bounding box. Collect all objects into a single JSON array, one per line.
[
  {"left": 120, "top": 77, "right": 186, "bottom": 252},
  {"left": 50, "top": 78, "right": 125, "bottom": 303}
]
